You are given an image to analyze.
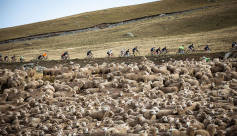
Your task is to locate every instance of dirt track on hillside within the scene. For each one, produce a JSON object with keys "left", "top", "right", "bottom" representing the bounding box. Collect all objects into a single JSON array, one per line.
[{"left": 0, "top": 51, "right": 233, "bottom": 71}]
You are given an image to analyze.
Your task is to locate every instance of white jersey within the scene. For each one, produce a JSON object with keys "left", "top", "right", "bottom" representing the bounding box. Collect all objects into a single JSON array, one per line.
[{"left": 108, "top": 50, "right": 112, "bottom": 54}]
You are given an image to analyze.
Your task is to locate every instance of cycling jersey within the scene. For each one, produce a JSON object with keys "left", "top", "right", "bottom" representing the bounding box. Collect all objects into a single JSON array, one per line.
[
  {"left": 64, "top": 52, "right": 68, "bottom": 56},
  {"left": 151, "top": 47, "right": 155, "bottom": 51},
  {"left": 125, "top": 50, "right": 130, "bottom": 55},
  {"left": 87, "top": 51, "right": 91, "bottom": 55},
  {"left": 189, "top": 45, "right": 194, "bottom": 49},
  {"left": 107, "top": 50, "right": 112, "bottom": 54},
  {"left": 205, "top": 46, "right": 209, "bottom": 50},
  {"left": 162, "top": 48, "right": 166, "bottom": 51},
  {"left": 133, "top": 47, "right": 137, "bottom": 52},
  {"left": 179, "top": 46, "right": 184, "bottom": 50},
  {"left": 20, "top": 56, "right": 24, "bottom": 60},
  {"left": 38, "top": 55, "right": 42, "bottom": 59},
  {"left": 43, "top": 53, "right": 47, "bottom": 57}
]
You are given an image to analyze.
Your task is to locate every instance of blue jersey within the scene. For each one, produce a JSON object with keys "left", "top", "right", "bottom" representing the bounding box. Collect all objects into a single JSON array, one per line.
[
  {"left": 189, "top": 45, "right": 193, "bottom": 49},
  {"left": 133, "top": 47, "right": 137, "bottom": 52}
]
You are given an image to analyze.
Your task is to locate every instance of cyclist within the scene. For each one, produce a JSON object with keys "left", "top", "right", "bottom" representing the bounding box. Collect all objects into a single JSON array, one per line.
[
  {"left": 42, "top": 52, "right": 47, "bottom": 60},
  {"left": 156, "top": 47, "right": 161, "bottom": 55},
  {"left": 120, "top": 48, "right": 125, "bottom": 56},
  {"left": 4, "top": 55, "right": 8, "bottom": 61},
  {"left": 125, "top": 49, "right": 130, "bottom": 56},
  {"left": 188, "top": 44, "right": 195, "bottom": 52},
  {"left": 20, "top": 55, "right": 25, "bottom": 62},
  {"left": 61, "top": 51, "right": 69, "bottom": 59},
  {"left": 107, "top": 49, "right": 113, "bottom": 57},
  {"left": 132, "top": 46, "right": 139, "bottom": 56},
  {"left": 232, "top": 42, "right": 236, "bottom": 50},
  {"left": 150, "top": 46, "right": 155, "bottom": 55},
  {"left": 179, "top": 45, "right": 185, "bottom": 53},
  {"left": 162, "top": 46, "right": 167, "bottom": 54},
  {"left": 0, "top": 54, "right": 2, "bottom": 61},
  {"left": 38, "top": 54, "right": 43, "bottom": 60},
  {"left": 12, "top": 55, "right": 16, "bottom": 61},
  {"left": 204, "top": 45, "right": 210, "bottom": 52},
  {"left": 87, "top": 50, "right": 93, "bottom": 58}
]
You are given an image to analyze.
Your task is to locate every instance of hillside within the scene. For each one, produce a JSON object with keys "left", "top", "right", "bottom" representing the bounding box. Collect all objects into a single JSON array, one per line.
[{"left": 0, "top": 0, "right": 236, "bottom": 61}]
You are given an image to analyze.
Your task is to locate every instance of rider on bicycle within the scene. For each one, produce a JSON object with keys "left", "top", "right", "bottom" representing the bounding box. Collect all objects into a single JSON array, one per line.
[
  {"left": 150, "top": 46, "right": 155, "bottom": 55},
  {"left": 87, "top": 50, "right": 93, "bottom": 57},
  {"left": 61, "top": 51, "right": 69, "bottom": 59},
  {"left": 42, "top": 52, "right": 47, "bottom": 60},
  {"left": 204, "top": 45, "right": 210, "bottom": 52},
  {"left": 4, "top": 55, "right": 8, "bottom": 61},
  {"left": 12, "top": 55, "right": 16, "bottom": 61},
  {"left": 162, "top": 46, "right": 167, "bottom": 53},
  {"left": 179, "top": 45, "right": 185, "bottom": 53},
  {"left": 132, "top": 46, "right": 139, "bottom": 55},
  {"left": 125, "top": 49, "right": 130, "bottom": 56},
  {"left": 121, "top": 48, "right": 125, "bottom": 56},
  {"left": 188, "top": 44, "right": 195, "bottom": 52},
  {"left": 156, "top": 47, "right": 161, "bottom": 55},
  {"left": 20, "top": 55, "right": 25, "bottom": 62},
  {"left": 107, "top": 49, "right": 113, "bottom": 57}
]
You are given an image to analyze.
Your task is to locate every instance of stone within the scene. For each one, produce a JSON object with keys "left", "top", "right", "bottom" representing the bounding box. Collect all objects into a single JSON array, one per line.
[
  {"left": 126, "top": 32, "right": 134, "bottom": 37},
  {"left": 70, "top": 61, "right": 74, "bottom": 65},
  {"left": 224, "top": 52, "right": 232, "bottom": 58}
]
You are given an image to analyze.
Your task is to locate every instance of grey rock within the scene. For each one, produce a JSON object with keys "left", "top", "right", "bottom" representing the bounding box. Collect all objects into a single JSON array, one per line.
[
  {"left": 224, "top": 52, "right": 232, "bottom": 58},
  {"left": 70, "top": 61, "right": 74, "bottom": 65},
  {"left": 126, "top": 32, "right": 134, "bottom": 37},
  {"left": 24, "top": 67, "right": 30, "bottom": 71}
]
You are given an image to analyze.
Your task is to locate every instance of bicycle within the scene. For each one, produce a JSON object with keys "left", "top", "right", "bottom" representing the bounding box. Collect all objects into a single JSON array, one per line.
[
  {"left": 133, "top": 51, "right": 140, "bottom": 56},
  {"left": 61, "top": 54, "right": 70, "bottom": 60},
  {"left": 43, "top": 56, "right": 48, "bottom": 60},
  {"left": 124, "top": 53, "right": 131, "bottom": 57},
  {"left": 20, "top": 58, "right": 25, "bottom": 62},
  {"left": 187, "top": 48, "right": 196, "bottom": 53},
  {"left": 202, "top": 49, "right": 211, "bottom": 53},
  {"left": 160, "top": 49, "right": 168, "bottom": 55},
  {"left": 176, "top": 49, "right": 185, "bottom": 55},
  {"left": 148, "top": 51, "right": 156, "bottom": 56},
  {"left": 118, "top": 53, "right": 125, "bottom": 57},
  {"left": 12, "top": 58, "right": 17, "bottom": 62},
  {"left": 4, "top": 58, "right": 10, "bottom": 63},
  {"left": 86, "top": 54, "right": 94, "bottom": 59},
  {"left": 229, "top": 47, "right": 237, "bottom": 51},
  {"left": 107, "top": 53, "right": 114, "bottom": 58}
]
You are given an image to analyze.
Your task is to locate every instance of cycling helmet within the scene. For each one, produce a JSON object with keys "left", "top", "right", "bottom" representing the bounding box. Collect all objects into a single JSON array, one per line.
[
  {"left": 182, "top": 45, "right": 184, "bottom": 46},
  {"left": 110, "top": 49, "right": 112, "bottom": 51},
  {"left": 153, "top": 46, "right": 155, "bottom": 48},
  {"left": 6, "top": 55, "right": 8, "bottom": 56}
]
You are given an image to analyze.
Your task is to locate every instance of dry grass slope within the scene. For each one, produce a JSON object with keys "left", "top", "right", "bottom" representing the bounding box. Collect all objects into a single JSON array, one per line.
[{"left": 0, "top": 0, "right": 236, "bottom": 61}]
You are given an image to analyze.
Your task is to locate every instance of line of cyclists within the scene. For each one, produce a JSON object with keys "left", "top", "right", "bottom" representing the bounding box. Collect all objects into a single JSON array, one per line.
[
  {"left": 149, "top": 44, "right": 211, "bottom": 55},
  {"left": 0, "top": 42, "right": 235, "bottom": 62},
  {"left": 0, "top": 54, "right": 25, "bottom": 62}
]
